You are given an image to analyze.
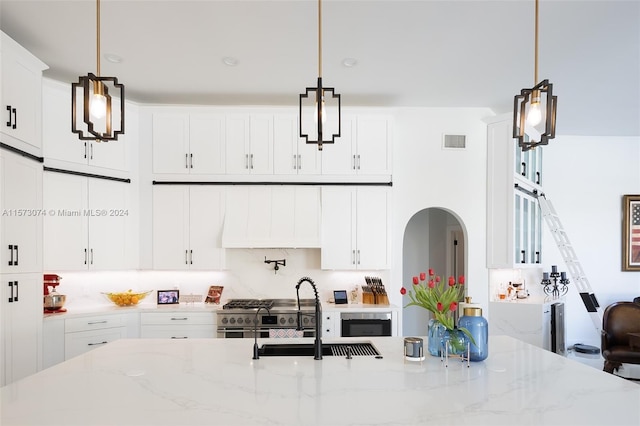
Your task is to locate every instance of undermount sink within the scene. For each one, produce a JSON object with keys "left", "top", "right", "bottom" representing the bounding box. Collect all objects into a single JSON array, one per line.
[{"left": 259, "top": 342, "right": 381, "bottom": 357}]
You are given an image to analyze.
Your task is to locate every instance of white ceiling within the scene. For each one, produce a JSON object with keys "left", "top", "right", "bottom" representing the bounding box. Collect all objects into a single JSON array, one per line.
[{"left": 1, "top": 0, "right": 639, "bottom": 136}]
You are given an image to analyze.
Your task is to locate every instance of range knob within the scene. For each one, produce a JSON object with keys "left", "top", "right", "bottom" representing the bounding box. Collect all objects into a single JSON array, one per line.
[
  {"left": 288, "top": 317, "right": 294, "bottom": 324},
  {"left": 229, "top": 318, "right": 236, "bottom": 324},
  {"left": 237, "top": 318, "right": 243, "bottom": 324},
  {"left": 221, "top": 317, "right": 228, "bottom": 324},
  {"left": 248, "top": 317, "right": 253, "bottom": 325},
  {"left": 279, "top": 317, "right": 286, "bottom": 325},
  {"left": 303, "top": 317, "right": 309, "bottom": 324}
]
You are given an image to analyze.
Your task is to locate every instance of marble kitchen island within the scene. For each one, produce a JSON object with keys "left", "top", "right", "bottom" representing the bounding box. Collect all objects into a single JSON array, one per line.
[{"left": 2, "top": 335, "right": 638, "bottom": 426}]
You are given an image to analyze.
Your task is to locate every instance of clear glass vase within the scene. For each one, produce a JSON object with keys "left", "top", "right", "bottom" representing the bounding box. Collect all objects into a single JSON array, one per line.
[
  {"left": 427, "top": 319, "right": 446, "bottom": 356},
  {"left": 428, "top": 319, "right": 468, "bottom": 357},
  {"left": 442, "top": 327, "right": 468, "bottom": 357}
]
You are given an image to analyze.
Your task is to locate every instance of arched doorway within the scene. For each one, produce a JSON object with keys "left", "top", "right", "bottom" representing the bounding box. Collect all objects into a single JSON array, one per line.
[{"left": 402, "top": 207, "right": 466, "bottom": 336}]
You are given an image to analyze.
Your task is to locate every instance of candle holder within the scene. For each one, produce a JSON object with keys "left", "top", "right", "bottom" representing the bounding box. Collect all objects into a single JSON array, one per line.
[{"left": 541, "top": 265, "right": 570, "bottom": 298}]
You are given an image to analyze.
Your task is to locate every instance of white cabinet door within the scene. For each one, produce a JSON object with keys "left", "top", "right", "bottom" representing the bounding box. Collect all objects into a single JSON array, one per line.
[
  {"left": 1, "top": 273, "right": 41, "bottom": 386},
  {"left": 321, "top": 188, "right": 356, "bottom": 269},
  {"left": 43, "top": 173, "right": 131, "bottom": 271},
  {"left": 355, "top": 115, "right": 392, "bottom": 175},
  {"left": 225, "top": 114, "right": 273, "bottom": 175},
  {"left": 188, "top": 186, "right": 226, "bottom": 270},
  {"left": 189, "top": 113, "right": 226, "bottom": 174},
  {"left": 320, "top": 115, "right": 355, "bottom": 175},
  {"left": 273, "top": 113, "right": 321, "bottom": 175},
  {"left": 321, "top": 187, "right": 389, "bottom": 270},
  {"left": 152, "top": 185, "right": 225, "bottom": 270},
  {"left": 43, "top": 79, "right": 128, "bottom": 172},
  {"left": 1, "top": 32, "right": 47, "bottom": 153},
  {"left": 0, "top": 151, "right": 43, "bottom": 274},
  {"left": 152, "top": 113, "right": 189, "bottom": 174},
  {"left": 225, "top": 114, "right": 251, "bottom": 174},
  {"left": 356, "top": 188, "right": 390, "bottom": 269}
]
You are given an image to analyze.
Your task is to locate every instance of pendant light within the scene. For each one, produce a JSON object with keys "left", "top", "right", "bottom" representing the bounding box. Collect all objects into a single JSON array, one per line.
[
  {"left": 299, "top": 0, "right": 341, "bottom": 151},
  {"left": 72, "top": 0, "right": 125, "bottom": 142},
  {"left": 513, "top": 0, "right": 557, "bottom": 151}
]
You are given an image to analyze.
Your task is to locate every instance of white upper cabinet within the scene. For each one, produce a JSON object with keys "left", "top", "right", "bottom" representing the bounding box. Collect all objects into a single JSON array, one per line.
[
  {"left": 152, "top": 185, "right": 226, "bottom": 270},
  {"left": 43, "top": 79, "right": 129, "bottom": 173},
  {"left": 0, "top": 150, "right": 43, "bottom": 274},
  {"left": 152, "top": 112, "right": 225, "bottom": 174},
  {"left": 486, "top": 115, "right": 543, "bottom": 268},
  {"left": 43, "top": 173, "right": 132, "bottom": 271},
  {"left": 225, "top": 114, "right": 273, "bottom": 175},
  {"left": 273, "top": 113, "right": 321, "bottom": 175},
  {"left": 0, "top": 31, "right": 48, "bottom": 155},
  {"left": 321, "top": 187, "right": 390, "bottom": 270},
  {"left": 321, "top": 113, "right": 392, "bottom": 177}
]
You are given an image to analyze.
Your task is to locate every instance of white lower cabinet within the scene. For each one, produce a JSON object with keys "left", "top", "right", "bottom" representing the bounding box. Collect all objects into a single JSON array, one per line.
[
  {"left": 64, "top": 314, "right": 127, "bottom": 360},
  {"left": 1, "top": 273, "right": 42, "bottom": 386},
  {"left": 322, "top": 312, "right": 340, "bottom": 338},
  {"left": 489, "top": 301, "right": 552, "bottom": 350},
  {"left": 140, "top": 312, "right": 216, "bottom": 339}
]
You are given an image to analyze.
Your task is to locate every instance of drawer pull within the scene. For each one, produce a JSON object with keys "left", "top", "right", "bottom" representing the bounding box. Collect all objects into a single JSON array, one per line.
[
  {"left": 171, "top": 317, "right": 188, "bottom": 321},
  {"left": 87, "top": 320, "right": 108, "bottom": 325},
  {"left": 88, "top": 341, "right": 108, "bottom": 346},
  {"left": 170, "top": 336, "right": 188, "bottom": 339}
]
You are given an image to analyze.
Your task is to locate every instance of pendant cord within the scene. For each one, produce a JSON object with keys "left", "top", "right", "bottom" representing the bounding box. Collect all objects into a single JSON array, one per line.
[
  {"left": 533, "top": 0, "right": 538, "bottom": 85},
  {"left": 96, "top": 0, "right": 101, "bottom": 77},
  {"left": 318, "top": 0, "right": 322, "bottom": 78}
]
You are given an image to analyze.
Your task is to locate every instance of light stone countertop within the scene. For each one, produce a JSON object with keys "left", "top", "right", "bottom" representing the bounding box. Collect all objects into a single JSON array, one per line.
[{"left": 2, "top": 335, "right": 638, "bottom": 426}]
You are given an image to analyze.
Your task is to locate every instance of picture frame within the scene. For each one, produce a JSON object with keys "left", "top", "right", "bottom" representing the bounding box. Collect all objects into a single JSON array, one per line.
[
  {"left": 205, "top": 285, "right": 224, "bottom": 304},
  {"left": 622, "top": 194, "right": 640, "bottom": 271},
  {"left": 157, "top": 289, "right": 180, "bottom": 305}
]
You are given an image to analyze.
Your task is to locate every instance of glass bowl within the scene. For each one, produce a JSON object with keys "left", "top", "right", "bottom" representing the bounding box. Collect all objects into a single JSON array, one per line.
[{"left": 103, "top": 290, "right": 152, "bottom": 306}]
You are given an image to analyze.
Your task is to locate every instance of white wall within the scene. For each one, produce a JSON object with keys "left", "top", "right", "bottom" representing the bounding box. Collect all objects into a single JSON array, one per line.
[{"left": 541, "top": 135, "right": 640, "bottom": 346}]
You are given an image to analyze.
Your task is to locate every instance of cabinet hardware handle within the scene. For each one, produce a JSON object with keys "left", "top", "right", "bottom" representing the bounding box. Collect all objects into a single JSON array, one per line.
[
  {"left": 535, "top": 251, "right": 540, "bottom": 263},
  {"left": 171, "top": 318, "right": 188, "bottom": 321},
  {"left": 352, "top": 154, "right": 356, "bottom": 170},
  {"left": 190, "top": 249, "right": 193, "bottom": 264},
  {"left": 357, "top": 249, "right": 361, "bottom": 265},
  {"left": 84, "top": 248, "right": 88, "bottom": 265},
  {"left": 90, "top": 248, "right": 94, "bottom": 265},
  {"left": 171, "top": 336, "right": 188, "bottom": 339},
  {"left": 84, "top": 142, "right": 88, "bottom": 159},
  {"left": 352, "top": 249, "right": 356, "bottom": 265},
  {"left": 8, "top": 244, "right": 14, "bottom": 266},
  {"left": 245, "top": 154, "right": 249, "bottom": 169},
  {"left": 8, "top": 282, "right": 13, "bottom": 303},
  {"left": 87, "top": 320, "right": 108, "bottom": 325},
  {"left": 185, "top": 153, "right": 189, "bottom": 169},
  {"left": 357, "top": 154, "right": 361, "bottom": 170},
  {"left": 520, "top": 250, "right": 526, "bottom": 263},
  {"left": 521, "top": 162, "right": 526, "bottom": 177},
  {"left": 190, "top": 153, "right": 193, "bottom": 169},
  {"left": 250, "top": 153, "right": 254, "bottom": 169},
  {"left": 185, "top": 250, "right": 188, "bottom": 265},
  {"left": 90, "top": 143, "right": 93, "bottom": 160},
  {"left": 292, "top": 154, "right": 297, "bottom": 170},
  {"left": 12, "top": 108, "right": 16, "bottom": 129},
  {"left": 87, "top": 341, "right": 108, "bottom": 346},
  {"left": 14, "top": 245, "right": 18, "bottom": 266},
  {"left": 6, "top": 105, "right": 11, "bottom": 127},
  {"left": 536, "top": 171, "right": 541, "bottom": 185},
  {"left": 298, "top": 154, "right": 302, "bottom": 170},
  {"left": 13, "top": 281, "right": 18, "bottom": 302}
]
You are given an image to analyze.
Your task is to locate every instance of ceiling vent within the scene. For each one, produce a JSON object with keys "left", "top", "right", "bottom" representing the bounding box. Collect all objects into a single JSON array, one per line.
[{"left": 443, "top": 134, "right": 466, "bottom": 149}]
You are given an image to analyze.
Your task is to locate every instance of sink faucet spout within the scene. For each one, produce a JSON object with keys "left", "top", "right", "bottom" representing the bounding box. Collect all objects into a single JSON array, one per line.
[
  {"left": 252, "top": 306, "right": 270, "bottom": 360},
  {"left": 295, "top": 276, "right": 322, "bottom": 360}
]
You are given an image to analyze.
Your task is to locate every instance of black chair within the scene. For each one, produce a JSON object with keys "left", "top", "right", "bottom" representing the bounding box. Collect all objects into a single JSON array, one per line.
[{"left": 601, "top": 301, "right": 640, "bottom": 375}]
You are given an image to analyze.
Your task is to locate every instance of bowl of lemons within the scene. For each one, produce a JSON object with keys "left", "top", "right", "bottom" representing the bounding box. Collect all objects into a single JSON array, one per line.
[{"left": 103, "top": 290, "right": 152, "bottom": 306}]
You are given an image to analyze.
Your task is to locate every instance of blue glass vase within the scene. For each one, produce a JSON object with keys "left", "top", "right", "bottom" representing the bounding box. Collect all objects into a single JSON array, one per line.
[
  {"left": 427, "top": 319, "right": 446, "bottom": 356},
  {"left": 458, "top": 307, "right": 489, "bottom": 361},
  {"left": 428, "top": 319, "right": 467, "bottom": 357},
  {"left": 443, "top": 327, "right": 468, "bottom": 357}
]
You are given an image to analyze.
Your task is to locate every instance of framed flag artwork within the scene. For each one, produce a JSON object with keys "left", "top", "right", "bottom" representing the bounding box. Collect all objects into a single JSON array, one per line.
[{"left": 622, "top": 194, "right": 640, "bottom": 271}]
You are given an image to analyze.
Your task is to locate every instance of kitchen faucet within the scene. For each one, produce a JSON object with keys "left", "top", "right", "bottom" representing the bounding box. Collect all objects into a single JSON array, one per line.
[
  {"left": 252, "top": 306, "right": 270, "bottom": 359},
  {"left": 295, "top": 276, "right": 323, "bottom": 360}
]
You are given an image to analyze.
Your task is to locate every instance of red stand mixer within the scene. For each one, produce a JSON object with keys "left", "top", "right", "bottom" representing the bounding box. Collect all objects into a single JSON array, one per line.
[{"left": 43, "top": 274, "right": 66, "bottom": 313}]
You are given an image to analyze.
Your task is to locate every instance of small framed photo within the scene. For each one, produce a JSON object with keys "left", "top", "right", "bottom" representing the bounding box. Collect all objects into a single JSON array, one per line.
[
  {"left": 157, "top": 290, "right": 180, "bottom": 305},
  {"left": 205, "top": 285, "right": 224, "bottom": 304},
  {"left": 622, "top": 194, "right": 640, "bottom": 271}
]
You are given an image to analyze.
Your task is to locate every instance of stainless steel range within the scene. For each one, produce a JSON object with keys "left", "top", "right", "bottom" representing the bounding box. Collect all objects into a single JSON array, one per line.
[{"left": 216, "top": 298, "right": 316, "bottom": 338}]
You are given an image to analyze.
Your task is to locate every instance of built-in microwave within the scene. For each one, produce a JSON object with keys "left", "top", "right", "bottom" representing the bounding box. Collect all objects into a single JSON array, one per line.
[{"left": 340, "top": 312, "right": 392, "bottom": 337}]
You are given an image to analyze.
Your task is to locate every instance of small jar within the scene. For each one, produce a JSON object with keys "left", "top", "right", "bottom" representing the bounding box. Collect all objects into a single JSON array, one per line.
[{"left": 458, "top": 306, "right": 488, "bottom": 361}]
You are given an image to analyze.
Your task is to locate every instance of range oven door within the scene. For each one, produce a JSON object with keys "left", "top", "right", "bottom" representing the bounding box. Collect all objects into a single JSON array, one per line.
[{"left": 340, "top": 312, "right": 392, "bottom": 337}]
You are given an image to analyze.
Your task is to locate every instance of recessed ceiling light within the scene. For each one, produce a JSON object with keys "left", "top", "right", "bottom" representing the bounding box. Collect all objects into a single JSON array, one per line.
[
  {"left": 222, "top": 56, "right": 238, "bottom": 66},
  {"left": 342, "top": 58, "right": 357, "bottom": 68},
  {"left": 104, "top": 53, "right": 123, "bottom": 64}
]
